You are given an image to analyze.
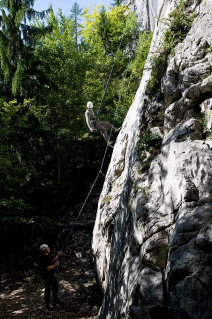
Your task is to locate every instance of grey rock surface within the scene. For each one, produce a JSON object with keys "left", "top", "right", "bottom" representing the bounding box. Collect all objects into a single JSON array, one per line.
[
  {"left": 126, "top": 0, "right": 162, "bottom": 31},
  {"left": 92, "top": 0, "right": 212, "bottom": 318}
]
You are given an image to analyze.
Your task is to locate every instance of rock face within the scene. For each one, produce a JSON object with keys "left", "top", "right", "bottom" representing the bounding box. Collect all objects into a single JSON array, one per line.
[
  {"left": 126, "top": 0, "right": 161, "bottom": 31},
  {"left": 92, "top": 0, "right": 212, "bottom": 318}
]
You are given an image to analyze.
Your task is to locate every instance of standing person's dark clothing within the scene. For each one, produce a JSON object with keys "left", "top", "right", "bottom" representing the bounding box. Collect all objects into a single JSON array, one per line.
[
  {"left": 39, "top": 244, "right": 62, "bottom": 310},
  {"left": 40, "top": 253, "right": 58, "bottom": 308}
]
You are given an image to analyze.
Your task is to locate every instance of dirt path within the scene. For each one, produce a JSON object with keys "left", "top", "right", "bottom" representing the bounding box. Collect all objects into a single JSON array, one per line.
[{"left": 0, "top": 226, "right": 103, "bottom": 319}]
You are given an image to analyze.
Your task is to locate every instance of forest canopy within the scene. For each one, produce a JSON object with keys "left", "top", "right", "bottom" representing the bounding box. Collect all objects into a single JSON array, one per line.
[{"left": 0, "top": 0, "right": 152, "bottom": 257}]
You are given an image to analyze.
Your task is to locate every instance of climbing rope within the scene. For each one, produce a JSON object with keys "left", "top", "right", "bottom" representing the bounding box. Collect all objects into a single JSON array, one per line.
[
  {"left": 60, "top": 22, "right": 140, "bottom": 252},
  {"left": 53, "top": 21, "right": 140, "bottom": 319},
  {"left": 96, "top": 25, "right": 139, "bottom": 181}
]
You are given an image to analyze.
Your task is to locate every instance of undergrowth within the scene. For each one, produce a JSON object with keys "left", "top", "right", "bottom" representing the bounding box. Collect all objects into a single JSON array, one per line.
[{"left": 137, "top": 132, "right": 162, "bottom": 173}]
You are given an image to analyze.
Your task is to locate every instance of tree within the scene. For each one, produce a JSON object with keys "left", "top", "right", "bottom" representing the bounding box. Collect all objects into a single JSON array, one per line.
[
  {"left": 111, "top": 0, "right": 124, "bottom": 7},
  {"left": 0, "top": 0, "right": 49, "bottom": 98},
  {"left": 34, "top": 9, "right": 89, "bottom": 182},
  {"left": 81, "top": 5, "right": 138, "bottom": 124},
  {"left": 0, "top": 3, "right": 153, "bottom": 261},
  {"left": 70, "top": 2, "right": 83, "bottom": 49},
  {"left": 97, "top": 6, "right": 111, "bottom": 53}
]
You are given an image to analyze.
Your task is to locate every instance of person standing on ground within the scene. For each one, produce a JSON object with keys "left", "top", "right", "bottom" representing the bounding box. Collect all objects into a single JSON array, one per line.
[
  {"left": 39, "top": 244, "right": 62, "bottom": 311},
  {"left": 85, "top": 101, "right": 120, "bottom": 147}
]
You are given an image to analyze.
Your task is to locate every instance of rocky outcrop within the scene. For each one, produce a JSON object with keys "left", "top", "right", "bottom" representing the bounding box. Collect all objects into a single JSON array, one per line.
[
  {"left": 93, "top": 0, "right": 212, "bottom": 318},
  {"left": 126, "top": 0, "right": 161, "bottom": 31}
]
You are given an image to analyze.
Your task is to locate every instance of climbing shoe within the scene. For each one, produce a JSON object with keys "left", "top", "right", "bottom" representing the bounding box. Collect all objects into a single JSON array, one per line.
[
  {"left": 115, "top": 127, "right": 121, "bottom": 133},
  {"left": 107, "top": 141, "right": 114, "bottom": 148}
]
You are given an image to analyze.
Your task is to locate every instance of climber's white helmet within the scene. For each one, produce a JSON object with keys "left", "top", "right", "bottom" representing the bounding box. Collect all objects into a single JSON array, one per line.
[
  {"left": 39, "top": 244, "right": 48, "bottom": 252},
  {"left": 87, "top": 101, "right": 93, "bottom": 109}
]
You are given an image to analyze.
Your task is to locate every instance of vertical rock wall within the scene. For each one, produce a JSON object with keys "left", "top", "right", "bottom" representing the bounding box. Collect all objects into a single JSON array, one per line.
[
  {"left": 126, "top": 0, "right": 162, "bottom": 31},
  {"left": 93, "top": 0, "right": 212, "bottom": 318}
]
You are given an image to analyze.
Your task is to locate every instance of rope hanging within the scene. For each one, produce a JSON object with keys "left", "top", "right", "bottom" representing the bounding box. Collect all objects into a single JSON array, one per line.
[
  {"left": 60, "top": 22, "right": 140, "bottom": 252},
  {"left": 53, "top": 21, "right": 140, "bottom": 318}
]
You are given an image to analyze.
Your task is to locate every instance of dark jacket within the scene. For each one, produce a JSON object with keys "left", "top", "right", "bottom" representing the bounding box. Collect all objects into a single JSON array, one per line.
[{"left": 39, "top": 253, "right": 55, "bottom": 279}]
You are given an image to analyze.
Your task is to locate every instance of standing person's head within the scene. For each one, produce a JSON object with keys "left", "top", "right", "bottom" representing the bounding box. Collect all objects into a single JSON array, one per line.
[
  {"left": 87, "top": 101, "right": 93, "bottom": 111},
  {"left": 39, "top": 244, "right": 50, "bottom": 255}
]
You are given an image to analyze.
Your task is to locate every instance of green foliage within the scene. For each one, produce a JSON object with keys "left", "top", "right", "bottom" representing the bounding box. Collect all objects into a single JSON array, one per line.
[
  {"left": 129, "top": 31, "right": 153, "bottom": 80},
  {"left": 0, "top": 0, "right": 50, "bottom": 98},
  {"left": 147, "top": 53, "right": 168, "bottom": 99},
  {"left": 0, "top": 99, "right": 42, "bottom": 199},
  {"left": 137, "top": 132, "right": 159, "bottom": 153},
  {"left": 166, "top": 244, "right": 170, "bottom": 252},
  {"left": 103, "top": 195, "right": 112, "bottom": 204},
  {"left": 132, "top": 180, "right": 142, "bottom": 197},
  {"left": 140, "top": 156, "right": 154, "bottom": 173},
  {"left": 0, "top": 2, "right": 153, "bottom": 260},
  {"left": 147, "top": 0, "right": 195, "bottom": 97},
  {"left": 70, "top": 2, "right": 83, "bottom": 48},
  {"left": 0, "top": 197, "right": 33, "bottom": 215},
  {"left": 35, "top": 9, "right": 88, "bottom": 137},
  {"left": 97, "top": 6, "right": 112, "bottom": 52},
  {"left": 82, "top": 5, "right": 151, "bottom": 126},
  {"left": 119, "top": 30, "right": 153, "bottom": 116},
  {"left": 163, "top": 0, "right": 195, "bottom": 50},
  {"left": 111, "top": 0, "right": 124, "bottom": 7},
  {"left": 204, "top": 46, "right": 212, "bottom": 54},
  {"left": 137, "top": 132, "right": 162, "bottom": 173},
  {"left": 105, "top": 216, "right": 114, "bottom": 228},
  {"left": 133, "top": 184, "right": 140, "bottom": 195}
]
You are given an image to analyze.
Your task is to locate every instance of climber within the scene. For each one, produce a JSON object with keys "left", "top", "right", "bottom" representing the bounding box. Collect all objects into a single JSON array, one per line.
[
  {"left": 39, "top": 244, "right": 62, "bottom": 311},
  {"left": 85, "top": 101, "right": 120, "bottom": 147}
]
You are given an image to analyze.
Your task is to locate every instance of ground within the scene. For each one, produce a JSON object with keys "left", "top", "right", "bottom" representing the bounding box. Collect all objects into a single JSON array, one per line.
[{"left": 0, "top": 202, "right": 103, "bottom": 319}]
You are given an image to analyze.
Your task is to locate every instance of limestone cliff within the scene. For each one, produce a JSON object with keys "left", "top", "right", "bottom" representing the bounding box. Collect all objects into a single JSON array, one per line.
[
  {"left": 92, "top": 0, "right": 212, "bottom": 318},
  {"left": 126, "top": 0, "right": 160, "bottom": 31}
]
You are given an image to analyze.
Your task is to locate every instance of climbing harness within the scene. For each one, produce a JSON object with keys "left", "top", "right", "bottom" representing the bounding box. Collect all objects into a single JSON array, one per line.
[
  {"left": 61, "top": 30, "right": 138, "bottom": 250},
  {"left": 53, "top": 20, "right": 140, "bottom": 318}
]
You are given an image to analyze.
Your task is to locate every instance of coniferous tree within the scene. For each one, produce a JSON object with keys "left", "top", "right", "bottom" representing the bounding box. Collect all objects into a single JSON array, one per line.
[
  {"left": 70, "top": 2, "right": 82, "bottom": 49},
  {"left": 97, "top": 6, "right": 111, "bottom": 53},
  {"left": 0, "top": 0, "right": 49, "bottom": 98},
  {"left": 111, "top": 0, "right": 124, "bottom": 7}
]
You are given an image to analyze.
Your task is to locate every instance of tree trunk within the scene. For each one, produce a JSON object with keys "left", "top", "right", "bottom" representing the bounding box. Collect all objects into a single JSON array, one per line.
[{"left": 56, "top": 140, "right": 61, "bottom": 183}]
